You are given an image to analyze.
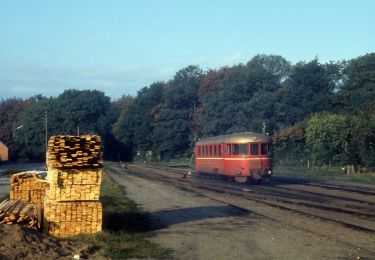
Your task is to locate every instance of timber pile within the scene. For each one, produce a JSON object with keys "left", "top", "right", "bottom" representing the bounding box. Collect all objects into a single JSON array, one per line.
[
  {"left": 47, "top": 135, "right": 103, "bottom": 169},
  {"left": 45, "top": 168, "right": 102, "bottom": 201},
  {"left": 10, "top": 172, "right": 49, "bottom": 204},
  {"left": 43, "top": 135, "right": 103, "bottom": 237},
  {"left": 0, "top": 199, "right": 41, "bottom": 229},
  {"left": 43, "top": 201, "right": 102, "bottom": 237}
]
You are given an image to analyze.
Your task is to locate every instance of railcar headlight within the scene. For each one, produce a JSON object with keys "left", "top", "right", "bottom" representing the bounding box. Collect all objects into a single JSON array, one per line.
[{"left": 268, "top": 170, "right": 272, "bottom": 175}]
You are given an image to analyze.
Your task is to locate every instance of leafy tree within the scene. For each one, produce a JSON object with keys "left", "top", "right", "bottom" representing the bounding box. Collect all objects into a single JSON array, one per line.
[
  {"left": 12, "top": 90, "right": 117, "bottom": 161},
  {"left": 273, "top": 59, "right": 340, "bottom": 126},
  {"left": 151, "top": 66, "right": 202, "bottom": 159},
  {"left": 199, "top": 55, "right": 291, "bottom": 137},
  {"left": 306, "top": 113, "right": 351, "bottom": 166},
  {"left": 114, "top": 83, "right": 164, "bottom": 159},
  {"left": 339, "top": 53, "right": 375, "bottom": 113},
  {"left": 273, "top": 122, "right": 307, "bottom": 166},
  {"left": 12, "top": 97, "right": 51, "bottom": 160},
  {"left": 0, "top": 97, "right": 34, "bottom": 160}
]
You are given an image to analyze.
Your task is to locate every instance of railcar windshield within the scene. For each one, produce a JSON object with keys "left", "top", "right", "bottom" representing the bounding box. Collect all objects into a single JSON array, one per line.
[
  {"left": 261, "top": 143, "right": 267, "bottom": 155},
  {"left": 250, "top": 143, "right": 259, "bottom": 155},
  {"left": 261, "top": 143, "right": 272, "bottom": 156}
]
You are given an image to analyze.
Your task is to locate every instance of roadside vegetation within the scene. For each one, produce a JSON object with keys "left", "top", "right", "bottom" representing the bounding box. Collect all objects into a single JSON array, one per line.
[
  {"left": 274, "top": 165, "right": 375, "bottom": 185},
  {"left": 70, "top": 171, "right": 170, "bottom": 259}
]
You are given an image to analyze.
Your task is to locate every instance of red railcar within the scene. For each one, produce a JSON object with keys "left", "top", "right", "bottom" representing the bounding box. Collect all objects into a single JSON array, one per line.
[{"left": 195, "top": 132, "right": 272, "bottom": 183}]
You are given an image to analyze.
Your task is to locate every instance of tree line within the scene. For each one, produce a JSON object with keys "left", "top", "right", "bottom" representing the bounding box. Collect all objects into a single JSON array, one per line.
[{"left": 0, "top": 53, "right": 374, "bottom": 169}]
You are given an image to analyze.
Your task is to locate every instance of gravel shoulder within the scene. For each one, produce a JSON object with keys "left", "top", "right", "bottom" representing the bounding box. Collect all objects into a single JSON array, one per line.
[{"left": 108, "top": 165, "right": 368, "bottom": 260}]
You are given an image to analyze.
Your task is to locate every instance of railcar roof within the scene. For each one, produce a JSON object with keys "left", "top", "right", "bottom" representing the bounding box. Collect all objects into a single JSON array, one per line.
[{"left": 196, "top": 132, "right": 271, "bottom": 145}]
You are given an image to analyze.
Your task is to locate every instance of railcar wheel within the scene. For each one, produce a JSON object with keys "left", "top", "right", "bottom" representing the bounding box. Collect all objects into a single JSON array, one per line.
[{"left": 234, "top": 176, "right": 248, "bottom": 183}]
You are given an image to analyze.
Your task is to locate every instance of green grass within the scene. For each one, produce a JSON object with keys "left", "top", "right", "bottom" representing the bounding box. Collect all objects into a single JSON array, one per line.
[
  {"left": 275, "top": 165, "right": 375, "bottom": 185},
  {"left": 70, "top": 171, "right": 171, "bottom": 259}
]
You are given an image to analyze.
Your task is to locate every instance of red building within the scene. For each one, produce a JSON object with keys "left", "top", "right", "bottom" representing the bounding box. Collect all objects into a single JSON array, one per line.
[{"left": 0, "top": 140, "right": 9, "bottom": 161}]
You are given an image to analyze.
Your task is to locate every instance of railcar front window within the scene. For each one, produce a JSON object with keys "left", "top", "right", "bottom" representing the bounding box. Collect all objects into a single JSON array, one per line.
[
  {"left": 239, "top": 144, "right": 248, "bottom": 155},
  {"left": 251, "top": 143, "right": 259, "bottom": 155}
]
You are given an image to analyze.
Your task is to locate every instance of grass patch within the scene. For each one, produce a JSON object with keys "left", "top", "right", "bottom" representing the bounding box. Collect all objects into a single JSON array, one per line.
[
  {"left": 275, "top": 165, "right": 375, "bottom": 185},
  {"left": 70, "top": 171, "right": 170, "bottom": 259}
]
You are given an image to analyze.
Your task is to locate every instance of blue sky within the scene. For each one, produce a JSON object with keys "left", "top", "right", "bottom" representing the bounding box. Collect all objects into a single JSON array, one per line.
[{"left": 0, "top": 0, "right": 374, "bottom": 99}]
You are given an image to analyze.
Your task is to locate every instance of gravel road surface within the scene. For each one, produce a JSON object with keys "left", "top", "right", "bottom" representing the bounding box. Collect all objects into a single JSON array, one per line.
[{"left": 108, "top": 165, "right": 368, "bottom": 259}]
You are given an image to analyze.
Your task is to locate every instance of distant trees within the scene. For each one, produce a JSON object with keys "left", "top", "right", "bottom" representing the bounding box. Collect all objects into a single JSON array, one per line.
[
  {"left": 0, "top": 97, "right": 34, "bottom": 160},
  {"left": 114, "top": 82, "right": 165, "bottom": 159},
  {"left": 1, "top": 53, "right": 375, "bottom": 169},
  {"left": 338, "top": 53, "right": 375, "bottom": 113},
  {"left": 8, "top": 90, "right": 118, "bottom": 161}
]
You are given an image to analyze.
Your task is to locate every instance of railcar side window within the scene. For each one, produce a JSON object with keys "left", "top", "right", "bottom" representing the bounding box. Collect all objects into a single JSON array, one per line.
[
  {"left": 226, "top": 144, "right": 231, "bottom": 155},
  {"left": 239, "top": 144, "right": 248, "bottom": 155},
  {"left": 233, "top": 144, "right": 240, "bottom": 155},
  {"left": 250, "top": 143, "right": 259, "bottom": 155},
  {"left": 268, "top": 143, "right": 273, "bottom": 156},
  {"left": 210, "top": 145, "right": 213, "bottom": 157},
  {"left": 218, "top": 145, "right": 222, "bottom": 157},
  {"left": 198, "top": 146, "right": 201, "bottom": 157},
  {"left": 261, "top": 143, "right": 268, "bottom": 155},
  {"left": 214, "top": 145, "right": 217, "bottom": 157}
]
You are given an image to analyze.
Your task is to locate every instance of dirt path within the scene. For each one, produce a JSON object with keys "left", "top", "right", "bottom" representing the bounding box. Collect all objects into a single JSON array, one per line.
[{"left": 108, "top": 166, "right": 369, "bottom": 259}]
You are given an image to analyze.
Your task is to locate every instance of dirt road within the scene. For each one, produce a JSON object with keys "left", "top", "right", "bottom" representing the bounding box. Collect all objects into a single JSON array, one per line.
[{"left": 107, "top": 164, "right": 373, "bottom": 259}]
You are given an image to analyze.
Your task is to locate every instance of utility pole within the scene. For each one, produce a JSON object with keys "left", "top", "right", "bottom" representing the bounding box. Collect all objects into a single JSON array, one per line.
[
  {"left": 45, "top": 111, "right": 48, "bottom": 154},
  {"left": 262, "top": 122, "right": 266, "bottom": 134}
]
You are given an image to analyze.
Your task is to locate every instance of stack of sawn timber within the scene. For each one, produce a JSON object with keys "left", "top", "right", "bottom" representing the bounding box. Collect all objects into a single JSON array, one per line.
[
  {"left": 0, "top": 199, "right": 41, "bottom": 229},
  {"left": 43, "top": 135, "right": 103, "bottom": 237},
  {"left": 10, "top": 171, "right": 49, "bottom": 204},
  {"left": 47, "top": 135, "right": 103, "bottom": 169}
]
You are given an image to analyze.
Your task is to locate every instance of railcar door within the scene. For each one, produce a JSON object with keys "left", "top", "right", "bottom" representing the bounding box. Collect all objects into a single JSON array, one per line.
[
  {"left": 260, "top": 143, "right": 272, "bottom": 176},
  {"left": 250, "top": 143, "right": 261, "bottom": 169}
]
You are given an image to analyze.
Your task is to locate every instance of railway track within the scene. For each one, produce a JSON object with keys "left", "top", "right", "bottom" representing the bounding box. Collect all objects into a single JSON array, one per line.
[
  {"left": 142, "top": 164, "right": 375, "bottom": 205},
  {"left": 107, "top": 163, "right": 375, "bottom": 255},
  {"left": 270, "top": 176, "right": 375, "bottom": 196},
  {"left": 119, "top": 164, "right": 375, "bottom": 233}
]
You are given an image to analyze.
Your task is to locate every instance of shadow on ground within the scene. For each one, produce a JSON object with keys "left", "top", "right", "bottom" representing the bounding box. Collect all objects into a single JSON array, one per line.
[{"left": 103, "top": 205, "right": 250, "bottom": 232}]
